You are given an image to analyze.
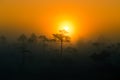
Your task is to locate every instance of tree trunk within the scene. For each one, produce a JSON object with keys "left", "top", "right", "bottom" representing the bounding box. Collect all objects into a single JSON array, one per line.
[
  {"left": 42, "top": 41, "right": 46, "bottom": 55},
  {"left": 60, "top": 40, "right": 63, "bottom": 56}
]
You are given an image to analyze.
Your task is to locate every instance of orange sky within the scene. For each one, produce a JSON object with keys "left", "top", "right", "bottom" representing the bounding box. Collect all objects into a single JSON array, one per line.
[{"left": 0, "top": 0, "right": 120, "bottom": 42}]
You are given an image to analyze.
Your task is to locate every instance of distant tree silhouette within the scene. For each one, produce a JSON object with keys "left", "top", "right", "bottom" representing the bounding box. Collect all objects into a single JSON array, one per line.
[
  {"left": 91, "top": 50, "right": 110, "bottom": 62},
  {"left": 65, "top": 46, "right": 78, "bottom": 57},
  {"left": 39, "top": 35, "right": 49, "bottom": 54},
  {"left": 0, "top": 35, "right": 7, "bottom": 45},
  {"left": 48, "top": 38, "right": 57, "bottom": 50},
  {"left": 53, "top": 30, "right": 71, "bottom": 56},
  {"left": 28, "top": 33, "right": 37, "bottom": 44},
  {"left": 17, "top": 34, "right": 30, "bottom": 71},
  {"left": 90, "top": 37, "right": 113, "bottom": 68},
  {"left": 92, "top": 36, "right": 107, "bottom": 54},
  {"left": 18, "top": 34, "right": 27, "bottom": 44}
]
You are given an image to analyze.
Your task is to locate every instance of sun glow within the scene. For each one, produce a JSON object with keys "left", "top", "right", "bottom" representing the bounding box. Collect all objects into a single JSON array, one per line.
[
  {"left": 58, "top": 21, "right": 74, "bottom": 35},
  {"left": 54, "top": 18, "right": 81, "bottom": 42},
  {"left": 63, "top": 25, "right": 70, "bottom": 32}
]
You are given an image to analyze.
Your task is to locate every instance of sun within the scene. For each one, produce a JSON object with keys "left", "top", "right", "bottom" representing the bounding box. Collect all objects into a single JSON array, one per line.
[
  {"left": 58, "top": 21, "right": 74, "bottom": 36},
  {"left": 63, "top": 25, "right": 70, "bottom": 32},
  {"left": 56, "top": 20, "right": 79, "bottom": 42}
]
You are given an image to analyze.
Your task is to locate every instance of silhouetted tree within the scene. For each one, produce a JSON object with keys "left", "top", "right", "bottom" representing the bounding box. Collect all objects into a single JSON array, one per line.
[
  {"left": 53, "top": 30, "right": 70, "bottom": 56},
  {"left": 0, "top": 35, "right": 7, "bottom": 45},
  {"left": 92, "top": 36, "right": 108, "bottom": 54},
  {"left": 28, "top": 33, "right": 37, "bottom": 44},
  {"left": 91, "top": 50, "right": 110, "bottom": 63},
  {"left": 17, "top": 34, "right": 30, "bottom": 71},
  {"left": 48, "top": 38, "right": 57, "bottom": 50},
  {"left": 65, "top": 46, "right": 78, "bottom": 57},
  {"left": 39, "top": 35, "right": 49, "bottom": 54},
  {"left": 18, "top": 34, "right": 27, "bottom": 44}
]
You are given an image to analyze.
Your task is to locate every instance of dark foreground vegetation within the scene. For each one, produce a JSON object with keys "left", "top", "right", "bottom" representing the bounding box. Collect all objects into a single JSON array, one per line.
[{"left": 0, "top": 34, "right": 120, "bottom": 80}]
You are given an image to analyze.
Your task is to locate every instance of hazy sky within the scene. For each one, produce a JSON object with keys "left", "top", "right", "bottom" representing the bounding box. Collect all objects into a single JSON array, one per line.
[{"left": 0, "top": 0, "right": 120, "bottom": 41}]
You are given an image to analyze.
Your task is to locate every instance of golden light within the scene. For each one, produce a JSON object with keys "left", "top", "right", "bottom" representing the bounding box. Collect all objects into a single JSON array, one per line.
[
  {"left": 58, "top": 21, "right": 74, "bottom": 35},
  {"left": 53, "top": 15, "right": 82, "bottom": 42},
  {"left": 63, "top": 25, "right": 70, "bottom": 32}
]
